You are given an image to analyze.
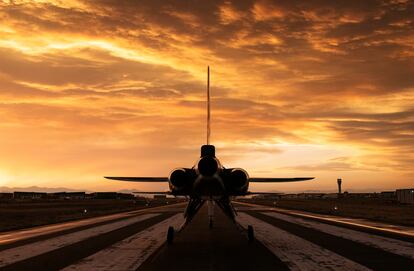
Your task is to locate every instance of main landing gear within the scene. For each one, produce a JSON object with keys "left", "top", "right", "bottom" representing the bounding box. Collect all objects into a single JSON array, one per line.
[
  {"left": 247, "top": 225, "right": 254, "bottom": 243},
  {"left": 167, "top": 226, "right": 175, "bottom": 244}
]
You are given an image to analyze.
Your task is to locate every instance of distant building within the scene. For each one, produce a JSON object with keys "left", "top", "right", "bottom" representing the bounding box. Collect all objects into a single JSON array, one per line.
[
  {"left": 396, "top": 189, "right": 414, "bottom": 204},
  {"left": 153, "top": 195, "right": 167, "bottom": 200},
  {"left": 379, "top": 191, "right": 396, "bottom": 198},
  {"left": 91, "top": 192, "right": 135, "bottom": 199},
  {"left": 297, "top": 193, "right": 325, "bottom": 199},
  {"left": 117, "top": 193, "right": 135, "bottom": 200},
  {"left": 85, "top": 193, "right": 95, "bottom": 199},
  {"left": 92, "top": 192, "right": 118, "bottom": 199},
  {"left": 50, "top": 192, "right": 86, "bottom": 200},
  {"left": 13, "top": 191, "right": 47, "bottom": 200},
  {"left": 0, "top": 192, "right": 13, "bottom": 199},
  {"left": 252, "top": 194, "right": 280, "bottom": 200},
  {"left": 323, "top": 193, "right": 339, "bottom": 199},
  {"left": 344, "top": 193, "right": 372, "bottom": 198},
  {"left": 279, "top": 194, "right": 298, "bottom": 199}
]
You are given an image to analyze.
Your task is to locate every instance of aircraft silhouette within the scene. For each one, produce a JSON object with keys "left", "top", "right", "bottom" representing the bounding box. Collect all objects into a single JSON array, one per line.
[{"left": 105, "top": 67, "right": 314, "bottom": 242}]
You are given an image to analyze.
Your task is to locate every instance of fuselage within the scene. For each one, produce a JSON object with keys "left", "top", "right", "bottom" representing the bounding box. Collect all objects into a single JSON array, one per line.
[{"left": 168, "top": 145, "right": 249, "bottom": 199}]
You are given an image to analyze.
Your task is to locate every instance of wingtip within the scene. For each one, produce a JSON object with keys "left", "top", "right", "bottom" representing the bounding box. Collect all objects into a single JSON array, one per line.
[{"left": 301, "top": 177, "right": 315, "bottom": 181}]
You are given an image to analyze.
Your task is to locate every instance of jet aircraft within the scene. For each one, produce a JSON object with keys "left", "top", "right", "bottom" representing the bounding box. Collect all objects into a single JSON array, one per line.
[{"left": 105, "top": 67, "right": 314, "bottom": 242}]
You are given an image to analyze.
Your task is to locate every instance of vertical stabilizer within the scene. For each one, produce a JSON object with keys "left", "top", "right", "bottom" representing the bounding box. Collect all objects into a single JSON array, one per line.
[{"left": 207, "top": 66, "right": 211, "bottom": 145}]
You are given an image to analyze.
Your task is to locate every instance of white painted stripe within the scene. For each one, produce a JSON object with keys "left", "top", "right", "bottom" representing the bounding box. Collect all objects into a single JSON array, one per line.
[
  {"left": 237, "top": 213, "right": 370, "bottom": 271},
  {"left": 236, "top": 201, "right": 414, "bottom": 237},
  {"left": 0, "top": 213, "right": 159, "bottom": 267},
  {"left": 0, "top": 203, "right": 186, "bottom": 246},
  {"left": 0, "top": 211, "right": 139, "bottom": 245},
  {"left": 62, "top": 214, "right": 185, "bottom": 271},
  {"left": 262, "top": 211, "right": 414, "bottom": 260}
]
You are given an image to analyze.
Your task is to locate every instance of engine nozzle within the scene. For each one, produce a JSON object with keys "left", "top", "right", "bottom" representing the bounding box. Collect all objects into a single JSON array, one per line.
[
  {"left": 169, "top": 168, "right": 187, "bottom": 189},
  {"left": 197, "top": 156, "right": 219, "bottom": 176},
  {"left": 223, "top": 168, "right": 249, "bottom": 195}
]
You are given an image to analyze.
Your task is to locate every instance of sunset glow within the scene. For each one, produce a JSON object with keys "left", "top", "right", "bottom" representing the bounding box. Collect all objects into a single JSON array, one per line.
[{"left": 0, "top": 0, "right": 413, "bottom": 192}]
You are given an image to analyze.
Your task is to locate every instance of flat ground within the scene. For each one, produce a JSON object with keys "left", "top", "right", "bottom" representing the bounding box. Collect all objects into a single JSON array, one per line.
[
  {"left": 0, "top": 202, "right": 412, "bottom": 271},
  {"left": 239, "top": 197, "right": 414, "bottom": 226},
  {"left": 0, "top": 199, "right": 183, "bottom": 232}
]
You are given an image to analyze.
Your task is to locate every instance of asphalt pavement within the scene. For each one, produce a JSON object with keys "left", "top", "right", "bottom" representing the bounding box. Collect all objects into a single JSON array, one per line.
[{"left": 0, "top": 201, "right": 413, "bottom": 271}]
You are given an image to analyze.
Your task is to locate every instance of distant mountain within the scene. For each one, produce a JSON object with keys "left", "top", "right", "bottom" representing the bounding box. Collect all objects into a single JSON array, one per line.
[
  {"left": 116, "top": 189, "right": 142, "bottom": 194},
  {"left": 0, "top": 186, "right": 143, "bottom": 194},
  {"left": 0, "top": 186, "right": 91, "bottom": 193}
]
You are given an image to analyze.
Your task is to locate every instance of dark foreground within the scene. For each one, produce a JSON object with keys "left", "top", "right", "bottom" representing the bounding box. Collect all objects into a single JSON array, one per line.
[{"left": 0, "top": 202, "right": 413, "bottom": 271}]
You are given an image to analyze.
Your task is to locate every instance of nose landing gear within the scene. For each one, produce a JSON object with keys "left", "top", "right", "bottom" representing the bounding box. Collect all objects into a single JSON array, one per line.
[{"left": 208, "top": 199, "right": 214, "bottom": 229}]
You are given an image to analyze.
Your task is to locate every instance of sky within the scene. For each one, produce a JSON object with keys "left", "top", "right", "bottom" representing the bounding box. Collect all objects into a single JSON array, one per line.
[{"left": 0, "top": 0, "right": 413, "bottom": 192}]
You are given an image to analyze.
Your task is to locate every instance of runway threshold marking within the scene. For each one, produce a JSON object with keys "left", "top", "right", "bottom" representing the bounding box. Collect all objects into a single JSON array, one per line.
[
  {"left": 246, "top": 211, "right": 414, "bottom": 271},
  {"left": 62, "top": 214, "right": 185, "bottom": 271},
  {"left": 237, "top": 212, "right": 370, "bottom": 271},
  {"left": 0, "top": 213, "right": 159, "bottom": 268},
  {"left": 263, "top": 211, "right": 414, "bottom": 260}
]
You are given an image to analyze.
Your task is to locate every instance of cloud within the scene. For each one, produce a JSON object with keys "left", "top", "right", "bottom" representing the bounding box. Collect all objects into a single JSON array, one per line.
[
  {"left": 0, "top": 0, "right": 413, "bottom": 190},
  {"left": 281, "top": 156, "right": 364, "bottom": 172}
]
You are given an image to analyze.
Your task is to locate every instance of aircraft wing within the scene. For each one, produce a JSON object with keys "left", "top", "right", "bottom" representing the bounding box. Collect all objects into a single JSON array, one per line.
[
  {"left": 249, "top": 177, "right": 314, "bottom": 182},
  {"left": 104, "top": 177, "right": 169, "bottom": 182}
]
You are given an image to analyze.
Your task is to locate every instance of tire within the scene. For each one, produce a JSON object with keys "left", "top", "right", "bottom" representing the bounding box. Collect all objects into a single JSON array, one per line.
[
  {"left": 209, "top": 219, "right": 213, "bottom": 229},
  {"left": 247, "top": 225, "right": 254, "bottom": 243},
  {"left": 167, "top": 226, "right": 174, "bottom": 244}
]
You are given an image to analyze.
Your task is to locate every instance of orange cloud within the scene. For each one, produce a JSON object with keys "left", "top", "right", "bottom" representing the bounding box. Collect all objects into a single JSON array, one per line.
[{"left": 0, "top": 0, "right": 413, "bottom": 191}]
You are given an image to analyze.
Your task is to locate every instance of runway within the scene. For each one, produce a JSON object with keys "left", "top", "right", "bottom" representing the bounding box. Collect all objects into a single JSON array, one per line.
[{"left": 0, "top": 201, "right": 413, "bottom": 271}]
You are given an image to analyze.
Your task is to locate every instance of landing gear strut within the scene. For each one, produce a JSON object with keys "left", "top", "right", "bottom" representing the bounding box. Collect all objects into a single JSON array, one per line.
[
  {"left": 184, "top": 198, "right": 205, "bottom": 224},
  {"left": 208, "top": 199, "right": 214, "bottom": 229},
  {"left": 247, "top": 225, "right": 254, "bottom": 243},
  {"left": 167, "top": 226, "right": 174, "bottom": 244}
]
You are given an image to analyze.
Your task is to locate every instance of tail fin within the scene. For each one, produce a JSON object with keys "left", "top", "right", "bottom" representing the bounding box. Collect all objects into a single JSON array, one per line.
[{"left": 207, "top": 66, "right": 211, "bottom": 145}]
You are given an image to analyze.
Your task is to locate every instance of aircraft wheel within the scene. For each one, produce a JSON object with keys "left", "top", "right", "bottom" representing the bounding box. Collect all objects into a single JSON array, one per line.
[
  {"left": 167, "top": 226, "right": 174, "bottom": 244},
  {"left": 209, "top": 218, "right": 213, "bottom": 229},
  {"left": 247, "top": 225, "right": 254, "bottom": 243}
]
